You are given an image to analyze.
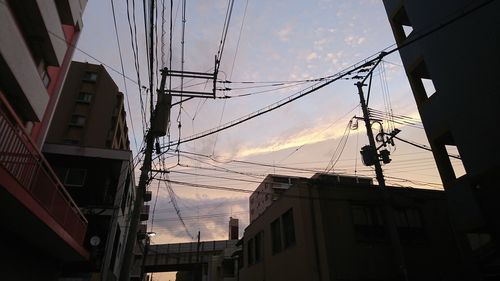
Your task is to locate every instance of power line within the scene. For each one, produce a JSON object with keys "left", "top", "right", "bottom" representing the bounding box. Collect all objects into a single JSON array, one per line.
[
  {"left": 393, "top": 136, "right": 461, "bottom": 159},
  {"left": 125, "top": 0, "right": 147, "bottom": 132},
  {"left": 325, "top": 120, "right": 353, "bottom": 172},
  {"left": 163, "top": 174, "right": 195, "bottom": 240},
  {"left": 229, "top": 0, "right": 249, "bottom": 79},
  {"left": 159, "top": 0, "right": 496, "bottom": 149},
  {"left": 110, "top": 0, "right": 140, "bottom": 151}
]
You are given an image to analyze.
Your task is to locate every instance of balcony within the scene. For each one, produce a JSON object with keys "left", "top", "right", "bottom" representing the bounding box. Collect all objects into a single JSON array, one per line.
[{"left": 0, "top": 106, "right": 88, "bottom": 260}]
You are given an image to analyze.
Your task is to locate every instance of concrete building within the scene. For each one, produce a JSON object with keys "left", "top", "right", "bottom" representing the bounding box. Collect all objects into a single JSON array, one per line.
[
  {"left": 44, "top": 145, "right": 137, "bottom": 281},
  {"left": 46, "top": 61, "right": 130, "bottom": 150},
  {"left": 241, "top": 173, "right": 466, "bottom": 281},
  {"left": 249, "top": 175, "right": 305, "bottom": 223},
  {"left": 0, "top": 1, "right": 88, "bottom": 280},
  {"left": 382, "top": 0, "right": 500, "bottom": 278},
  {"left": 42, "top": 62, "right": 145, "bottom": 280}
]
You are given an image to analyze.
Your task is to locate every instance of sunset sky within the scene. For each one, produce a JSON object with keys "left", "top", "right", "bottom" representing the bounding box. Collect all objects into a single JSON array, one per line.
[{"left": 73, "top": 0, "right": 463, "bottom": 278}]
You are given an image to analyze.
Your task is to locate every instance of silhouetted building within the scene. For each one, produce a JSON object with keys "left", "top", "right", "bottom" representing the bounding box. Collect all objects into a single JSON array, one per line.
[
  {"left": 382, "top": 0, "right": 500, "bottom": 278},
  {"left": 46, "top": 61, "right": 130, "bottom": 150},
  {"left": 0, "top": 1, "right": 88, "bottom": 280},
  {"left": 241, "top": 173, "right": 466, "bottom": 281},
  {"left": 43, "top": 62, "right": 143, "bottom": 280},
  {"left": 44, "top": 145, "right": 136, "bottom": 281}
]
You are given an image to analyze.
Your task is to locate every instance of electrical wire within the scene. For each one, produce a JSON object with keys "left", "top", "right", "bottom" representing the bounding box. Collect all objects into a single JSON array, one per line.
[
  {"left": 110, "top": 0, "right": 139, "bottom": 151},
  {"left": 126, "top": 0, "right": 147, "bottom": 133},
  {"left": 157, "top": 0, "right": 496, "bottom": 149},
  {"left": 325, "top": 120, "right": 353, "bottom": 173}
]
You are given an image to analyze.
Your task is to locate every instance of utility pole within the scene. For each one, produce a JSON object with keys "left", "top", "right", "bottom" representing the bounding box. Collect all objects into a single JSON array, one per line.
[
  {"left": 120, "top": 68, "right": 170, "bottom": 281},
  {"left": 196, "top": 231, "right": 201, "bottom": 281},
  {"left": 355, "top": 54, "right": 409, "bottom": 281},
  {"left": 121, "top": 59, "right": 217, "bottom": 279}
]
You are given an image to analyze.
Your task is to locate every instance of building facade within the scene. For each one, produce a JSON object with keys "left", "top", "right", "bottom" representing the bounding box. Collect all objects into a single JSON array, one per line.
[
  {"left": 249, "top": 175, "right": 305, "bottom": 223},
  {"left": 382, "top": 0, "right": 500, "bottom": 278},
  {"left": 44, "top": 145, "right": 136, "bottom": 281},
  {"left": 241, "top": 173, "right": 466, "bottom": 281},
  {"left": 0, "top": 1, "right": 88, "bottom": 279},
  {"left": 43, "top": 61, "right": 144, "bottom": 280},
  {"left": 46, "top": 61, "right": 130, "bottom": 150}
]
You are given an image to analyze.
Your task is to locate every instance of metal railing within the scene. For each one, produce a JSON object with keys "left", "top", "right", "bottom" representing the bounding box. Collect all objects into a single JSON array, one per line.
[{"left": 0, "top": 108, "right": 88, "bottom": 245}]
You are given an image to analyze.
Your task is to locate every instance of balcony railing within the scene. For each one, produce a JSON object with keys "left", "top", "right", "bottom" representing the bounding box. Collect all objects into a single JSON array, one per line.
[{"left": 0, "top": 108, "right": 88, "bottom": 246}]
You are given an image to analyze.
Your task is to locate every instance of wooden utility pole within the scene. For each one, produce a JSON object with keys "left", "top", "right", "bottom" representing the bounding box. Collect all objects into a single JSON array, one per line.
[
  {"left": 355, "top": 55, "right": 409, "bottom": 280},
  {"left": 120, "top": 68, "right": 170, "bottom": 281}
]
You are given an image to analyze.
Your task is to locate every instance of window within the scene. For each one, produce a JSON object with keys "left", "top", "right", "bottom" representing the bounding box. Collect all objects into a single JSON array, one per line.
[
  {"left": 270, "top": 208, "right": 296, "bottom": 255},
  {"left": 271, "top": 218, "right": 282, "bottom": 254},
  {"left": 247, "top": 238, "right": 254, "bottom": 265},
  {"left": 64, "top": 168, "right": 87, "bottom": 187},
  {"left": 392, "top": 6, "right": 413, "bottom": 40},
  {"left": 395, "top": 207, "right": 426, "bottom": 243},
  {"left": 83, "top": 71, "right": 98, "bottom": 82},
  {"left": 433, "top": 132, "right": 465, "bottom": 183},
  {"left": 37, "top": 59, "right": 51, "bottom": 88},
  {"left": 246, "top": 231, "right": 263, "bottom": 267},
  {"left": 421, "top": 78, "right": 436, "bottom": 98},
  {"left": 254, "top": 231, "right": 263, "bottom": 262},
  {"left": 410, "top": 60, "right": 437, "bottom": 102},
  {"left": 70, "top": 115, "right": 86, "bottom": 126},
  {"left": 42, "top": 69, "right": 50, "bottom": 88},
  {"left": 77, "top": 92, "right": 92, "bottom": 103},
  {"left": 282, "top": 209, "right": 296, "bottom": 248},
  {"left": 351, "top": 204, "right": 386, "bottom": 242},
  {"left": 445, "top": 144, "right": 466, "bottom": 178},
  {"left": 467, "top": 232, "right": 492, "bottom": 251}
]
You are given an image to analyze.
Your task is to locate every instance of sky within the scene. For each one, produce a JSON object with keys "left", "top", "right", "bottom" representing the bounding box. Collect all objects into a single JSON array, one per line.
[{"left": 73, "top": 0, "right": 464, "bottom": 279}]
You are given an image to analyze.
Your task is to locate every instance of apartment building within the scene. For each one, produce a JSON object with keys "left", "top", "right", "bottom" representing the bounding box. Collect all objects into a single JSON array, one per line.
[
  {"left": 42, "top": 61, "right": 146, "bottom": 280},
  {"left": 45, "top": 61, "right": 130, "bottom": 150},
  {"left": 382, "top": 0, "right": 500, "bottom": 278},
  {"left": 0, "top": 1, "right": 88, "bottom": 280},
  {"left": 241, "top": 173, "right": 466, "bottom": 281}
]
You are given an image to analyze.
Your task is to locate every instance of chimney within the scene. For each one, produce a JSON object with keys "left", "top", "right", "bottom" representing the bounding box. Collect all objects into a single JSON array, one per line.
[{"left": 229, "top": 217, "right": 239, "bottom": 240}]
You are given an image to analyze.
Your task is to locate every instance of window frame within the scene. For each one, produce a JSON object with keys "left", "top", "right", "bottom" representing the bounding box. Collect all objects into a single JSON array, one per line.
[
  {"left": 64, "top": 168, "right": 87, "bottom": 187},
  {"left": 271, "top": 217, "right": 282, "bottom": 254}
]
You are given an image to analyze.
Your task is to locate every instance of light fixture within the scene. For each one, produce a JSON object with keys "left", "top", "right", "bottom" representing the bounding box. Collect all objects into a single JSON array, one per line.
[{"left": 146, "top": 231, "right": 156, "bottom": 237}]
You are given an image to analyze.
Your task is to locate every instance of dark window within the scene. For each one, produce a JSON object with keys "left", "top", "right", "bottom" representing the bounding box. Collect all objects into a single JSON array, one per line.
[
  {"left": 65, "top": 168, "right": 87, "bottom": 187},
  {"left": 271, "top": 218, "right": 282, "bottom": 254},
  {"left": 467, "top": 232, "right": 492, "bottom": 251},
  {"left": 392, "top": 6, "right": 413, "bottom": 39},
  {"left": 77, "top": 92, "right": 92, "bottom": 103},
  {"left": 351, "top": 204, "right": 386, "bottom": 242},
  {"left": 42, "top": 69, "right": 50, "bottom": 88},
  {"left": 70, "top": 115, "right": 86, "bottom": 126},
  {"left": 222, "top": 259, "right": 235, "bottom": 277},
  {"left": 247, "top": 238, "right": 254, "bottom": 265},
  {"left": 255, "top": 231, "right": 263, "bottom": 262},
  {"left": 282, "top": 209, "right": 296, "bottom": 248},
  {"left": 411, "top": 60, "right": 436, "bottom": 101},
  {"left": 395, "top": 207, "right": 426, "bottom": 243},
  {"left": 83, "top": 71, "right": 98, "bottom": 82}
]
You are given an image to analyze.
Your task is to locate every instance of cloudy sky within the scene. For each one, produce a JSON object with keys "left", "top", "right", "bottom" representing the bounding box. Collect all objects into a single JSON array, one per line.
[{"left": 73, "top": 0, "right": 463, "bottom": 278}]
